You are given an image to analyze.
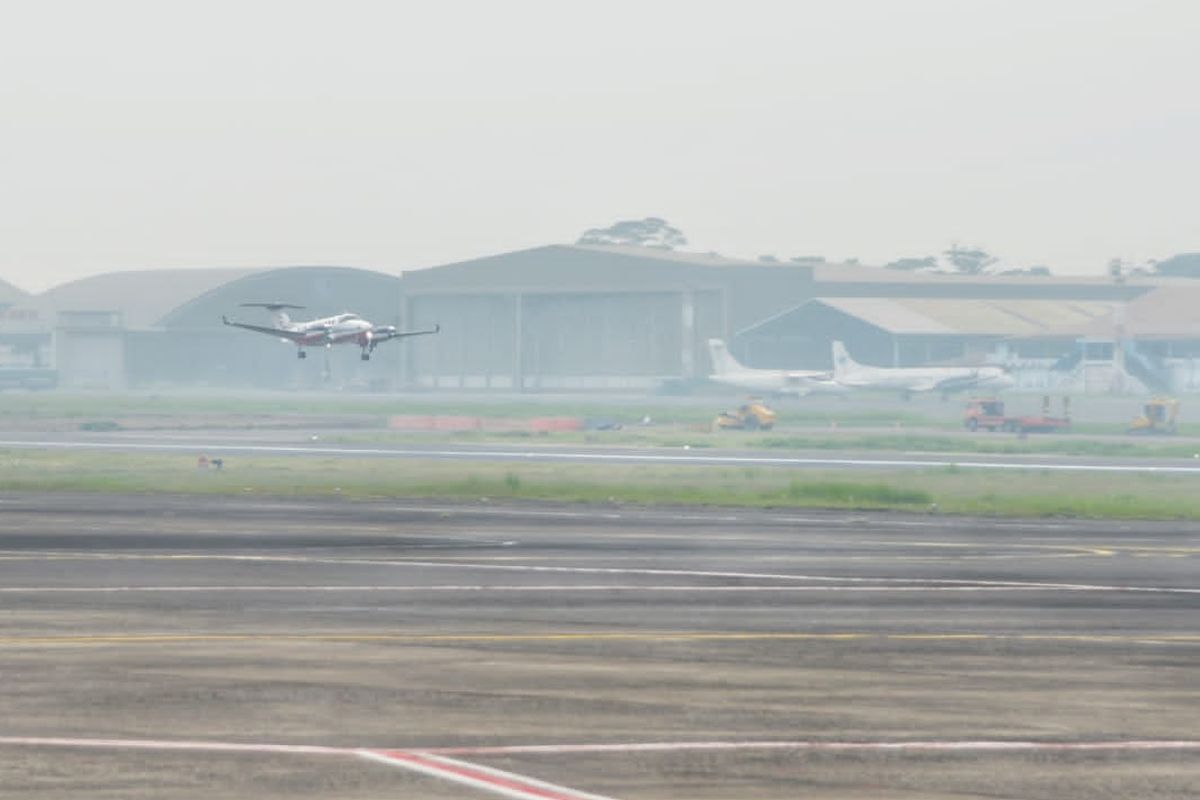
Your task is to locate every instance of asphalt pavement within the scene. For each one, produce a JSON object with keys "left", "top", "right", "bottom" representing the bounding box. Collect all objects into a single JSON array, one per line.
[{"left": 0, "top": 494, "right": 1197, "bottom": 798}]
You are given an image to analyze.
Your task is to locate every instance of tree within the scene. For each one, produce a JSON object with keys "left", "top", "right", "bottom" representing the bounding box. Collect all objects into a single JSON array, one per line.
[
  {"left": 1153, "top": 252, "right": 1200, "bottom": 278},
  {"left": 576, "top": 217, "right": 687, "bottom": 250},
  {"left": 884, "top": 256, "right": 936, "bottom": 271},
  {"left": 943, "top": 245, "right": 998, "bottom": 275}
]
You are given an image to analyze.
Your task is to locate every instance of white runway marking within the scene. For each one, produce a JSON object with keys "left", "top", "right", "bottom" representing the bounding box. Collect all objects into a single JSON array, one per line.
[
  {"left": 0, "top": 735, "right": 345, "bottom": 755},
  {"left": 3, "top": 552, "right": 1197, "bottom": 595},
  {"left": 0, "top": 582, "right": 1191, "bottom": 595},
  {"left": 425, "top": 739, "right": 1200, "bottom": 756},
  {"left": 5, "top": 438, "right": 1200, "bottom": 473},
  {"left": 4, "top": 733, "right": 1196, "bottom": 758}
]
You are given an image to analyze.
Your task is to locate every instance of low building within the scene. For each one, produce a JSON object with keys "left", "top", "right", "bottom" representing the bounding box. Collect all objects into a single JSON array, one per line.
[
  {"left": 736, "top": 296, "right": 1114, "bottom": 368},
  {"left": 1029, "top": 285, "right": 1200, "bottom": 394}
]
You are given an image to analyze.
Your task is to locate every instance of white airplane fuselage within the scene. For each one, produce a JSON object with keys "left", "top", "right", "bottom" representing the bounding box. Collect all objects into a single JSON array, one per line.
[
  {"left": 709, "top": 370, "right": 842, "bottom": 396},
  {"left": 707, "top": 339, "right": 844, "bottom": 396},
  {"left": 287, "top": 314, "right": 376, "bottom": 347},
  {"left": 832, "top": 341, "right": 1013, "bottom": 394}
]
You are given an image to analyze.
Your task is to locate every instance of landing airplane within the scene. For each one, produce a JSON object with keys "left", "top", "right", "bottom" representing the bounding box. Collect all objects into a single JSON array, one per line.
[
  {"left": 707, "top": 339, "right": 844, "bottom": 396},
  {"left": 831, "top": 340, "right": 1013, "bottom": 396},
  {"left": 222, "top": 303, "right": 439, "bottom": 361}
]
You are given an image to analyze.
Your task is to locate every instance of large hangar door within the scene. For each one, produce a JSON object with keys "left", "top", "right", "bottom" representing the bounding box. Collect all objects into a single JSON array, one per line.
[
  {"left": 521, "top": 292, "right": 680, "bottom": 390},
  {"left": 407, "top": 294, "right": 516, "bottom": 388}
]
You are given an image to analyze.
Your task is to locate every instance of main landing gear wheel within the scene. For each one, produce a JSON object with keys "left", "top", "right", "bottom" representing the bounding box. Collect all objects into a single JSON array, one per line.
[
  {"left": 361, "top": 352, "right": 370, "bottom": 361},
  {"left": 297, "top": 350, "right": 307, "bottom": 359}
]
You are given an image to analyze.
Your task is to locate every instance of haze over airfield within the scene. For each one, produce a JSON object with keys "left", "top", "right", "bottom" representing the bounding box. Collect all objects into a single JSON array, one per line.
[{"left": 1, "top": 0, "right": 1197, "bottom": 291}]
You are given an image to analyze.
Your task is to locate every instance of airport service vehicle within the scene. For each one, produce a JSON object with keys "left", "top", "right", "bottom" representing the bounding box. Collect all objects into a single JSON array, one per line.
[
  {"left": 707, "top": 339, "right": 843, "bottom": 397},
  {"left": 833, "top": 341, "right": 1014, "bottom": 397},
  {"left": 714, "top": 400, "right": 778, "bottom": 431},
  {"left": 1128, "top": 397, "right": 1180, "bottom": 434},
  {"left": 963, "top": 396, "right": 1071, "bottom": 433},
  {"left": 222, "top": 303, "right": 439, "bottom": 361}
]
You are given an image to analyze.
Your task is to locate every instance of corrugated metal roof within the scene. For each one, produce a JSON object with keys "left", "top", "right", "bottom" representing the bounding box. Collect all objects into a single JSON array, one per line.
[
  {"left": 812, "top": 263, "right": 1121, "bottom": 285},
  {"left": 1064, "top": 286, "right": 1200, "bottom": 339},
  {"left": 814, "top": 297, "right": 1114, "bottom": 336}
]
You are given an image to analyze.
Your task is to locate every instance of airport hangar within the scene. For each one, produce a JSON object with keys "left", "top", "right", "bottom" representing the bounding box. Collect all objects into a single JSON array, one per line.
[{"left": 2, "top": 244, "right": 1177, "bottom": 391}]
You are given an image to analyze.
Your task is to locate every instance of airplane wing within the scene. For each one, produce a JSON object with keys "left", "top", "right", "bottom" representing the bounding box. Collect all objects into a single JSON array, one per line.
[
  {"left": 222, "top": 316, "right": 320, "bottom": 343},
  {"left": 367, "top": 323, "right": 441, "bottom": 345}
]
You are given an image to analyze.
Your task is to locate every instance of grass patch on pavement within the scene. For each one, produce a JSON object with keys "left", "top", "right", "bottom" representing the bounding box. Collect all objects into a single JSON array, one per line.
[{"left": 2, "top": 449, "right": 1197, "bottom": 520}]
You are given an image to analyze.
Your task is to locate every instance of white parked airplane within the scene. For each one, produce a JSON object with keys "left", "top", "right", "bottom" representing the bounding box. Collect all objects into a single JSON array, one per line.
[
  {"left": 707, "top": 339, "right": 844, "bottom": 396},
  {"left": 223, "top": 303, "right": 439, "bottom": 361},
  {"left": 831, "top": 340, "right": 1013, "bottom": 396}
]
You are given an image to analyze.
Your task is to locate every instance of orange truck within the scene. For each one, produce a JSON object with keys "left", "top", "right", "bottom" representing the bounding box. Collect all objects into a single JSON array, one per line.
[{"left": 963, "top": 397, "right": 1071, "bottom": 434}]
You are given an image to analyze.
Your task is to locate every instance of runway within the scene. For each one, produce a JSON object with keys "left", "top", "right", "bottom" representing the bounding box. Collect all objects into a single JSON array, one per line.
[
  {"left": 5, "top": 431, "right": 1200, "bottom": 473},
  {"left": 1, "top": 494, "right": 1197, "bottom": 798}
]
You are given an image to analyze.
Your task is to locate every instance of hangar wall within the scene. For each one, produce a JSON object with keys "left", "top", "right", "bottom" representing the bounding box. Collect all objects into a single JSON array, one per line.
[
  {"left": 406, "top": 289, "right": 726, "bottom": 390},
  {"left": 400, "top": 245, "right": 810, "bottom": 389},
  {"left": 27, "top": 245, "right": 1182, "bottom": 393}
]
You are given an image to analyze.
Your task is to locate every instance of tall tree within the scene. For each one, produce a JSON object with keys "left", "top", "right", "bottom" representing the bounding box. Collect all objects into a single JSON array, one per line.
[
  {"left": 576, "top": 217, "right": 687, "bottom": 250},
  {"left": 943, "top": 245, "right": 998, "bottom": 275}
]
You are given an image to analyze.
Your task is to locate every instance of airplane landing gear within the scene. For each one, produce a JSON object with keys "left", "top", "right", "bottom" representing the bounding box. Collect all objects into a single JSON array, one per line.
[
  {"left": 361, "top": 352, "right": 370, "bottom": 361},
  {"left": 297, "top": 350, "right": 307, "bottom": 359}
]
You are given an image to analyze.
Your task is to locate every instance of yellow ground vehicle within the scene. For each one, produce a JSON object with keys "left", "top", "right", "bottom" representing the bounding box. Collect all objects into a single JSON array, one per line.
[
  {"left": 1128, "top": 397, "right": 1180, "bottom": 434},
  {"left": 714, "top": 399, "right": 777, "bottom": 431}
]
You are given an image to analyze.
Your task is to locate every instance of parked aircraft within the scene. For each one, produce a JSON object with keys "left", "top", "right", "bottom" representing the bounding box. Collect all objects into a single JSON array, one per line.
[
  {"left": 707, "top": 339, "right": 844, "bottom": 396},
  {"left": 831, "top": 340, "right": 1013, "bottom": 396},
  {"left": 222, "top": 303, "right": 439, "bottom": 360}
]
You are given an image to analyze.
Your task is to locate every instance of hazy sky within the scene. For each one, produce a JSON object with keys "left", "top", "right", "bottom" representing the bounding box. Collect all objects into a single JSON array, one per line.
[{"left": 2, "top": 0, "right": 1198, "bottom": 291}]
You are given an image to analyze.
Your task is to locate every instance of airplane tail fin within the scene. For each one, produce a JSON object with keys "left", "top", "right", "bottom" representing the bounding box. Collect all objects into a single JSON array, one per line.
[
  {"left": 706, "top": 339, "right": 745, "bottom": 376},
  {"left": 831, "top": 341, "right": 861, "bottom": 378}
]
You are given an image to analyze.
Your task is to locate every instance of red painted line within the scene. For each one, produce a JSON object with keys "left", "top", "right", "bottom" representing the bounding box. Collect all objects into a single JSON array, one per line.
[
  {"left": 5, "top": 733, "right": 1197, "bottom": 800},
  {"left": 361, "top": 749, "right": 616, "bottom": 800}
]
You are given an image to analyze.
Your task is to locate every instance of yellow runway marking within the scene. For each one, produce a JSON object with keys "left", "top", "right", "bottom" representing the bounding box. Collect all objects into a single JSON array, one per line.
[{"left": 1, "top": 631, "right": 1197, "bottom": 647}]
